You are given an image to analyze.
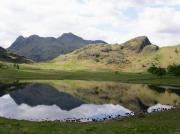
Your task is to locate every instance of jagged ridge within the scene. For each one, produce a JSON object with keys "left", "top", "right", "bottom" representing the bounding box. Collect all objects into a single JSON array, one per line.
[{"left": 8, "top": 33, "right": 107, "bottom": 62}]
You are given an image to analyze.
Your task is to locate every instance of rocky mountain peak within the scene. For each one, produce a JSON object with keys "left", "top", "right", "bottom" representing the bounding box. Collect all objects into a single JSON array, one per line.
[{"left": 123, "top": 36, "right": 153, "bottom": 52}]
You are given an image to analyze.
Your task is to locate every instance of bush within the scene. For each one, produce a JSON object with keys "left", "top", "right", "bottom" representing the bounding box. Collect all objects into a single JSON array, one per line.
[
  {"left": 167, "top": 64, "right": 180, "bottom": 76},
  {"left": 148, "top": 66, "right": 166, "bottom": 76}
]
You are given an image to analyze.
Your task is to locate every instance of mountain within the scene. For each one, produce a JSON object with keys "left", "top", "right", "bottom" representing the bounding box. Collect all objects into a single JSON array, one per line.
[
  {"left": 8, "top": 33, "right": 107, "bottom": 62},
  {"left": 47, "top": 36, "right": 180, "bottom": 72},
  {"left": 0, "top": 46, "right": 32, "bottom": 63}
]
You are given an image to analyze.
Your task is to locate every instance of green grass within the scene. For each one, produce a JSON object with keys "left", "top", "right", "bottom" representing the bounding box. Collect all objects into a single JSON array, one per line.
[
  {"left": 0, "top": 108, "right": 179, "bottom": 134},
  {"left": 0, "top": 68, "right": 180, "bottom": 86}
]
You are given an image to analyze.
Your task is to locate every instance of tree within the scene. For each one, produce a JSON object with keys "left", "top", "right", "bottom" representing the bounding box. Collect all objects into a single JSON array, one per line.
[
  {"left": 148, "top": 66, "right": 166, "bottom": 76},
  {"left": 147, "top": 66, "right": 157, "bottom": 74},
  {"left": 167, "top": 64, "right": 180, "bottom": 76}
]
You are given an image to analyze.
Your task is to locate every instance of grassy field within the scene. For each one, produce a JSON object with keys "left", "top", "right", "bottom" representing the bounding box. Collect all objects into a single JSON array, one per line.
[
  {"left": 0, "top": 108, "right": 179, "bottom": 134},
  {"left": 0, "top": 68, "right": 180, "bottom": 86}
]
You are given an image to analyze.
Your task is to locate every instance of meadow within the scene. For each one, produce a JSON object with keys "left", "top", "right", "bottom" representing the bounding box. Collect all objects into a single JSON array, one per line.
[{"left": 1, "top": 67, "right": 180, "bottom": 86}]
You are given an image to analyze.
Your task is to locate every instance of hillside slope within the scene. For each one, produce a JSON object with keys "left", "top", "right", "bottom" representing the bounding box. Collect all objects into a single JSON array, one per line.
[
  {"left": 40, "top": 36, "right": 180, "bottom": 72},
  {"left": 0, "top": 47, "right": 32, "bottom": 63},
  {"left": 8, "top": 33, "right": 106, "bottom": 62}
]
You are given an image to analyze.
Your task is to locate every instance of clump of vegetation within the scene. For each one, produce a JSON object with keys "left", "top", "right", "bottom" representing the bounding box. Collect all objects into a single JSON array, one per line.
[
  {"left": 114, "top": 71, "right": 119, "bottom": 74},
  {"left": 174, "top": 48, "right": 179, "bottom": 54},
  {"left": 167, "top": 64, "right": 180, "bottom": 76},
  {"left": 148, "top": 64, "right": 180, "bottom": 76},
  {"left": 120, "top": 45, "right": 124, "bottom": 50},
  {"left": 147, "top": 66, "right": 166, "bottom": 76},
  {"left": 13, "top": 63, "right": 20, "bottom": 69},
  {"left": 95, "top": 59, "right": 100, "bottom": 62}
]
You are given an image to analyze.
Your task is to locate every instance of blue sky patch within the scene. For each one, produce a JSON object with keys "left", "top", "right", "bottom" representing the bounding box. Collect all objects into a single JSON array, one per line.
[{"left": 123, "top": 7, "right": 138, "bottom": 20}]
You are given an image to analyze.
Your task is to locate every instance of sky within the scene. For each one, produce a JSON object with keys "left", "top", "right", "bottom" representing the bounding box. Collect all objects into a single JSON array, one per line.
[{"left": 1, "top": 0, "right": 180, "bottom": 48}]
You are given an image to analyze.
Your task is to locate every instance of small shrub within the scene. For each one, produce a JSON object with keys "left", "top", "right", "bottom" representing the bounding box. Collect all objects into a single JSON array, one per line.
[
  {"left": 174, "top": 48, "right": 179, "bottom": 54},
  {"left": 95, "top": 59, "right": 100, "bottom": 62},
  {"left": 114, "top": 71, "right": 119, "bottom": 74},
  {"left": 120, "top": 46, "right": 124, "bottom": 49}
]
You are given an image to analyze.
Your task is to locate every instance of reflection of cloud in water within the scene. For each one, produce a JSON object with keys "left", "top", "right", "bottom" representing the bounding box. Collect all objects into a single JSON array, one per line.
[
  {"left": 0, "top": 95, "right": 133, "bottom": 122},
  {"left": 148, "top": 104, "right": 174, "bottom": 113}
]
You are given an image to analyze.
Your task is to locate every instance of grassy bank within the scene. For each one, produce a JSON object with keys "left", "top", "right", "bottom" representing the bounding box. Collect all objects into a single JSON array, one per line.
[
  {"left": 0, "top": 68, "right": 180, "bottom": 86},
  {"left": 0, "top": 108, "right": 179, "bottom": 134}
]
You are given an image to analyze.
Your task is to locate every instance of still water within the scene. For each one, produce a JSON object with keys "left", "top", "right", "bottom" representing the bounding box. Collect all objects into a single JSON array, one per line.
[{"left": 0, "top": 81, "right": 179, "bottom": 122}]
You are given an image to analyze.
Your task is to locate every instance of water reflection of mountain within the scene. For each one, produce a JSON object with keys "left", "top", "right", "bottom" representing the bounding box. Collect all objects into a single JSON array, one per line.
[
  {"left": 10, "top": 83, "right": 85, "bottom": 110},
  {"left": 0, "top": 81, "right": 27, "bottom": 97},
  {"left": 1, "top": 81, "right": 180, "bottom": 112}
]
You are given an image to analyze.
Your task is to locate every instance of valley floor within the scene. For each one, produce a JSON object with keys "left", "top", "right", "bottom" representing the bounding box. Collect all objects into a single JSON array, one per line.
[{"left": 0, "top": 67, "right": 180, "bottom": 134}]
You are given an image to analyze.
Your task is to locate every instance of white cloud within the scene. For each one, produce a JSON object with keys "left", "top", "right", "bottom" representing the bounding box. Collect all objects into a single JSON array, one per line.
[{"left": 0, "top": 0, "right": 180, "bottom": 48}]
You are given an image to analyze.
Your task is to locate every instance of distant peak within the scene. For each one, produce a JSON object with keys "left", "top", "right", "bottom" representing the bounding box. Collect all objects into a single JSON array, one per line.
[
  {"left": 28, "top": 34, "right": 40, "bottom": 38},
  {"left": 62, "top": 32, "right": 75, "bottom": 36},
  {"left": 61, "top": 32, "right": 80, "bottom": 37},
  {"left": 16, "top": 35, "right": 25, "bottom": 40},
  {"left": 58, "top": 32, "right": 83, "bottom": 40}
]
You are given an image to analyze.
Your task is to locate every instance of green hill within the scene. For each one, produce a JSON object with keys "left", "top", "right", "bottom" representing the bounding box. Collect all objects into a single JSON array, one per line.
[{"left": 37, "top": 36, "right": 180, "bottom": 72}]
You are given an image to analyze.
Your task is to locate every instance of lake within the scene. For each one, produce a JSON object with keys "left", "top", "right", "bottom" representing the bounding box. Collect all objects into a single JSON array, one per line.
[{"left": 0, "top": 80, "right": 179, "bottom": 122}]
